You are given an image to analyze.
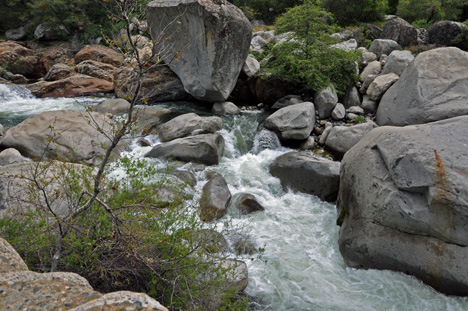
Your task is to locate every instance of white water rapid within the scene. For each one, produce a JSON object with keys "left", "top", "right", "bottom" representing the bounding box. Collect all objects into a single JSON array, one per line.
[{"left": 2, "top": 84, "right": 468, "bottom": 310}]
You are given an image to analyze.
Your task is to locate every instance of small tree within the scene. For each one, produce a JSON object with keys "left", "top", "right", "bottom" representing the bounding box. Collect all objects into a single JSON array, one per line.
[{"left": 321, "top": 0, "right": 387, "bottom": 26}]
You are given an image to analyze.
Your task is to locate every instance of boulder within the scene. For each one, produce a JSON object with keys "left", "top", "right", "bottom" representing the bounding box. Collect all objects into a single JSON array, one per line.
[
  {"left": 69, "top": 291, "right": 168, "bottom": 311},
  {"left": 314, "top": 85, "right": 338, "bottom": 119},
  {"left": 230, "top": 192, "right": 265, "bottom": 214},
  {"left": 361, "top": 51, "right": 377, "bottom": 63},
  {"left": 74, "top": 45, "right": 124, "bottom": 67},
  {"left": 428, "top": 21, "right": 468, "bottom": 50},
  {"left": 368, "top": 39, "right": 399, "bottom": 59},
  {"left": 380, "top": 17, "right": 418, "bottom": 48},
  {"left": 271, "top": 95, "right": 303, "bottom": 111},
  {"left": 242, "top": 55, "right": 260, "bottom": 78},
  {"left": 115, "top": 65, "right": 189, "bottom": 104},
  {"left": 92, "top": 98, "right": 131, "bottom": 115},
  {"left": 337, "top": 116, "right": 468, "bottom": 296},
  {"left": 331, "top": 103, "right": 345, "bottom": 120},
  {"left": 158, "top": 113, "right": 223, "bottom": 142},
  {"left": 75, "top": 60, "right": 116, "bottom": 82},
  {"left": 248, "top": 75, "right": 296, "bottom": 106},
  {"left": 40, "top": 45, "right": 76, "bottom": 72},
  {"left": 263, "top": 102, "right": 315, "bottom": 141},
  {"left": 26, "top": 74, "right": 114, "bottom": 98},
  {"left": 5, "top": 27, "right": 26, "bottom": 41},
  {"left": 361, "top": 95, "right": 377, "bottom": 113},
  {"left": 331, "top": 39, "right": 357, "bottom": 51},
  {"left": 269, "top": 151, "right": 340, "bottom": 202},
  {"left": 147, "top": 0, "right": 252, "bottom": 102},
  {"left": 212, "top": 101, "right": 241, "bottom": 115},
  {"left": 250, "top": 35, "right": 267, "bottom": 54},
  {"left": 360, "top": 61, "right": 381, "bottom": 82},
  {"left": 366, "top": 72, "right": 399, "bottom": 101},
  {"left": 417, "top": 28, "right": 429, "bottom": 45},
  {"left": 145, "top": 134, "right": 225, "bottom": 166},
  {"left": 34, "top": 23, "right": 69, "bottom": 40},
  {"left": 0, "top": 41, "right": 45, "bottom": 79},
  {"left": 44, "top": 63, "right": 73, "bottom": 81},
  {"left": 200, "top": 172, "right": 231, "bottom": 222},
  {"left": 343, "top": 86, "right": 361, "bottom": 109},
  {"left": 376, "top": 47, "right": 468, "bottom": 126},
  {"left": 233, "top": 236, "right": 258, "bottom": 255},
  {"left": 0, "top": 237, "right": 28, "bottom": 273},
  {"left": 359, "top": 74, "right": 377, "bottom": 94},
  {"left": 0, "top": 148, "right": 26, "bottom": 166},
  {"left": 381, "top": 50, "right": 414, "bottom": 76},
  {"left": 1, "top": 110, "right": 116, "bottom": 165},
  {"left": 133, "top": 106, "right": 173, "bottom": 135},
  {"left": 325, "top": 123, "right": 376, "bottom": 157}
]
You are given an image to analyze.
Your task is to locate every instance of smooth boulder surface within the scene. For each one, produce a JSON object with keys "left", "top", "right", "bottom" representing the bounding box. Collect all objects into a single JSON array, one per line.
[
  {"left": 376, "top": 47, "right": 468, "bottom": 126},
  {"left": 366, "top": 73, "right": 399, "bottom": 101},
  {"left": 200, "top": 171, "right": 231, "bottom": 222},
  {"left": 147, "top": 0, "right": 252, "bottom": 102},
  {"left": 93, "top": 98, "right": 131, "bottom": 115},
  {"left": 0, "top": 148, "right": 26, "bottom": 166},
  {"left": 158, "top": 113, "right": 223, "bottom": 142},
  {"left": 314, "top": 85, "right": 338, "bottom": 118},
  {"left": 368, "top": 39, "right": 399, "bottom": 59},
  {"left": 379, "top": 17, "right": 418, "bottom": 48},
  {"left": 75, "top": 45, "right": 124, "bottom": 67},
  {"left": 325, "top": 123, "right": 376, "bottom": 157},
  {"left": 212, "top": 101, "right": 241, "bottom": 115},
  {"left": 269, "top": 152, "right": 340, "bottom": 202},
  {"left": 337, "top": 116, "right": 468, "bottom": 296},
  {"left": 1, "top": 110, "right": 115, "bottom": 165},
  {"left": 381, "top": 50, "right": 414, "bottom": 76},
  {"left": 264, "top": 102, "right": 315, "bottom": 141},
  {"left": 145, "top": 134, "right": 225, "bottom": 166}
]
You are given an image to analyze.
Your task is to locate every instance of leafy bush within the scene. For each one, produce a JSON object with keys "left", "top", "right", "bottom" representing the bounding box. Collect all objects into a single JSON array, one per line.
[
  {"left": 396, "top": 0, "right": 468, "bottom": 24},
  {"left": 231, "top": 0, "right": 303, "bottom": 24},
  {"left": 452, "top": 20, "right": 468, "bottom": 50},
  {"left": 321, "top": 0, "right": 387, "bottom": 26}
]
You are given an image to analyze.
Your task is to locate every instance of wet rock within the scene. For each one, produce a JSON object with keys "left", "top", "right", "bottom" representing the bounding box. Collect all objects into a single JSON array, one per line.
[
  {"left": 133, "top": 106, "right": 172, "bottom": 135},
  {"left": 158, "top": 113, "right": 223, "bottom": 142},
  {"left": 212, "top": 101, "right": 241, "bottom": 115},
  {"left": 231, "top": 192, "right": 265, "bottom": 214},
  {"left": 270, "top": 151, "right": 340, "bottom": 202},
  {"left": 200, "top": 172, "right": 231, "bottom": 222},
  {"left": 233, "top": 236, "right": 258, "bottom": 255},
  {"left": 264, "top": 102, "right": 315, "bottom": 141}
]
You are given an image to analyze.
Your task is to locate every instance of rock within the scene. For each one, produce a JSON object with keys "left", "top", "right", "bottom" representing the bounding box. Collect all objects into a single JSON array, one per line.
[
  {"left": 0, "top": 148, "right": 26, "bottom": 166},
  {"left": 376, "top": 47, "right": 468, "bottom": 126},
  {"left": 364, "top": 23, "right": 383, "bottom": 40},
  {"left": 325, "top": 123, "right": 376, "bottom": 157},
  {"left": 264, "top": 102, "right": 315, "bottom": 141},
  {"left": 251, "top": 35, "right": 267, "bottom": 54},
  {"left": 0, "top": 41, "right": 45, "bottom": 79},
  {"left": 251, "top": 20, "right": 266, "bottom": 27},
  {"left": 92, "top": 98, "right": 131, "bottom": 115},
  {"left": 69, "top": 291, "right": 168, "bottom": 311},
  {"left": 200, "top": 172, "right": 231, "bottom": 222},
  {"left": 115, "top": 65, "right": 189, "bottom": 104},
  {"left": 243, "top": 55, "right": 260, "bottom": 78},
  {"left": 252, "top": 129, "right": 281, "bottom": 153},
  {"left": 0, "top": 237, "right": 28, "bottom": 273},
  {"left": 331, "top": 30, "right": 353, "bottom": 41},
  {"left": 44, "top": 63, "right": 73, "bottom": 81},
  {"left": 269, "top": 151, "right": 340, "bottom": 202},
  {"left": 230, "top": 192, "right": 265, "bottom": 214},
  {"left": 233, "top": 236, "right": 257, "bottom": 255},
  {"left": 40, "top": 45, "right": 76, "bottom": 72},
  {"left": 343, "top": 86, "right": 361, "bottom": 108},
  {"left": 361, "top": 95, "right": 377, "bottom": 113},
  {"left": 271, "top": 95, "right": 303, "bottom": 111},
  {"left": 428, "top": 21, "right": 468, "bottom": 50},
  {"left": 158, "top": 113, "right": 223, "bottom": 142},
  {"left": 331, "top": 39, "right": 357, "bottom": 51},
  {"left": 75, "top": 45, "right": 124, "bottom": 67},
  {"left": 417, "top": 28, "right": 429, "bottom": 45},
  {"left": 359, "top": 74, "right": 377, "bottom": 94},
  {"left": 170, "top": 169, "right": 197, "bottom": 187},
  {"left": 212, "top": 101, "right": 241, "bottom": 115},
  {"left": 147, "top": 0, "right": 252, "bottom": 102},
  {"left": 27, "top": 74, "right": 114, "bottom": 98},
  {"left": 380, "top": 17, "right": 418, "bottom": 48},
  {"left": 34, "top": 23, "right": 69, "bottom": 40},
  {"left": 5, "top": 27, "right": 26, "bottom": 41},
  {"left": 318, "top": 122, "right": 332, "bottom": 145},
  {"left": 9, "top": 74, "right": 28, "bottom": 84},
  {"left": 331, "top": 103, "right": 345, "bottom": 120},
  {"left": 145, "top": 134, "right": 225, "bottom": 166},
  {"left": 75, "top": 60, "right": 116, "bottom": 82},
  {"left": 366, "top": 72, "right": 399, "bottom": 101},
  {"left": 314, "top": 85, "right": 338, "bottom": 119},
  {"left": 360, "top": 60, "right": 381, "bottom": 82},
  {"left": 381, "top": 50, "right": 414, "bottom": 76},
  {"left": 347, "top": 106, "right": 364, "bottom": 115},
  {"left": 368, "top": 39, "right": 399, "bottom": 59},
  {"left": 133, "top": 106, "right": 172, "bottom": 135},
  {"left": 362, "top": 51, "right": 377, "bottom": 63},
  {"left": 337, "top": 116, "right": 468, "bottom": 296},
  {"left": 1, "top": 110, "right": 116, "bottom": 165},
  {"left": 0, "top": 271, "right": 101, "bottom": 310},
  {"left": 248, "top": 76, "right": 296, "bottom": 106}
]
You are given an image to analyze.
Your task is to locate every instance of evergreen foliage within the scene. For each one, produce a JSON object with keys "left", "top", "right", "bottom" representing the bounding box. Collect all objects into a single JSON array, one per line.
[
  {"left": 396, "top": 0, "right": 468, "bottom": 25},
  {"left": 320, "top": 0, "right": 387, "bottom": 26}
]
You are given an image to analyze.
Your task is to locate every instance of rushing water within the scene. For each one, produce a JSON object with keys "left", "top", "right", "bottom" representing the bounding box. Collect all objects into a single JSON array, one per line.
[{"left": 2, "top": 84, "right": 468, "bottom": 310}]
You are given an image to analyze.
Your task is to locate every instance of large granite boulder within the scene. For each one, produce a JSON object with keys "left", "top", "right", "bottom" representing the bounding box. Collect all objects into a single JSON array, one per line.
[
  {"left": 145, "top": 134, "right": 225, "bottom": 166},
  {"left": 133, "top": 106, "right": 173, "bottom": 135},
  {"left": 1, "top": 110, "right": 116, "bottom": 165},
  {"left": 40, "top": 45, "right": 76, "bottom": 72},
  {"left": 147, "top": 0, "right": 252, "bottom": 102},
  {"left": 34, "top": 23, "right": 69, "bottom": 41},
  {"left": 381, "top": 50, "right": 414, "bottom": 76},
  {"left": 70, "top": 291, "right": 168, "bottom": 311},
  {"left": 428, "top": 20, "right": 468, "bottom": 50},
  {"left": 0, "top": 238, "right": 28, "bottom": 273},
  {"left": 366, "top": 72, "right": 399, "bottom": 101},
  {"left": 74, "top": 45, "right": 124, "bottom": 67},
  {"left": 269, "top": 151, "right": 340, "bottom": 202},
  {"left": 158, "top": 113, "right": 223, "bottom": 142},
  {"left": 92, "top": 98, "right": 131, "bottom": 115},
  {"left": 380, "top": 17, "right": 418, "bottom": 48},
  {"left": 0, "top": 41, "right": 45, "bottom": 79},
  {"left": 325, "top": 123, "right": 376, "bottom": 158},
  {"left": 5, "top": 27, "right": 26, "bottom": 41},
  {"left": 314, "top": 85, "right": 338, "bottom": 119},
  {"left": 75, "top": 60, "right": 116, "bottom": 82},
  {"left": 376, "top": 47, "right": 468, "bottom": 126},
  {"left": 200, "top": 171, "right": 231, "bottom": 222},
  {"left": 337, "top": 116, "right": 468, "bottom": 296},
  {"left": 26, "top": 74, "right": 114, "bottom": 98},
  {"left": 264, "top": 102, "right": 315, "bottom": 141},
  {"left": 368, "top": 39, "right": 399, "bottom": 59},
  {"left": 44, "top": 63, "right": 73, "bottom": 81}
]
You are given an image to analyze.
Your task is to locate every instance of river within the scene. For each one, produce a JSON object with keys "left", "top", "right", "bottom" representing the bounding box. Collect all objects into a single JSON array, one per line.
[{"left": 1, "top": 84, "right": 468, "bottom": 310}]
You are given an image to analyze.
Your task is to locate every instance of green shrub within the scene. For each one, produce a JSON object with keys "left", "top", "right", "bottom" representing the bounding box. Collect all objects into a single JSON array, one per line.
[
  {"left": 321, "top": 0, "right": 387, "bottom": 26},
  {"left": 452, "top": 20, "right": 468, "bottom": 50},
  {"left": 396, "top": 0, "right": 468, "bottom": 24}
]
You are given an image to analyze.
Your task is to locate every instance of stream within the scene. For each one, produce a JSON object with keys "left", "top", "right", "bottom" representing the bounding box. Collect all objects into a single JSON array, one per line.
[{"left": 1, "top": 84, "right": 468, "bottom": 310}]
